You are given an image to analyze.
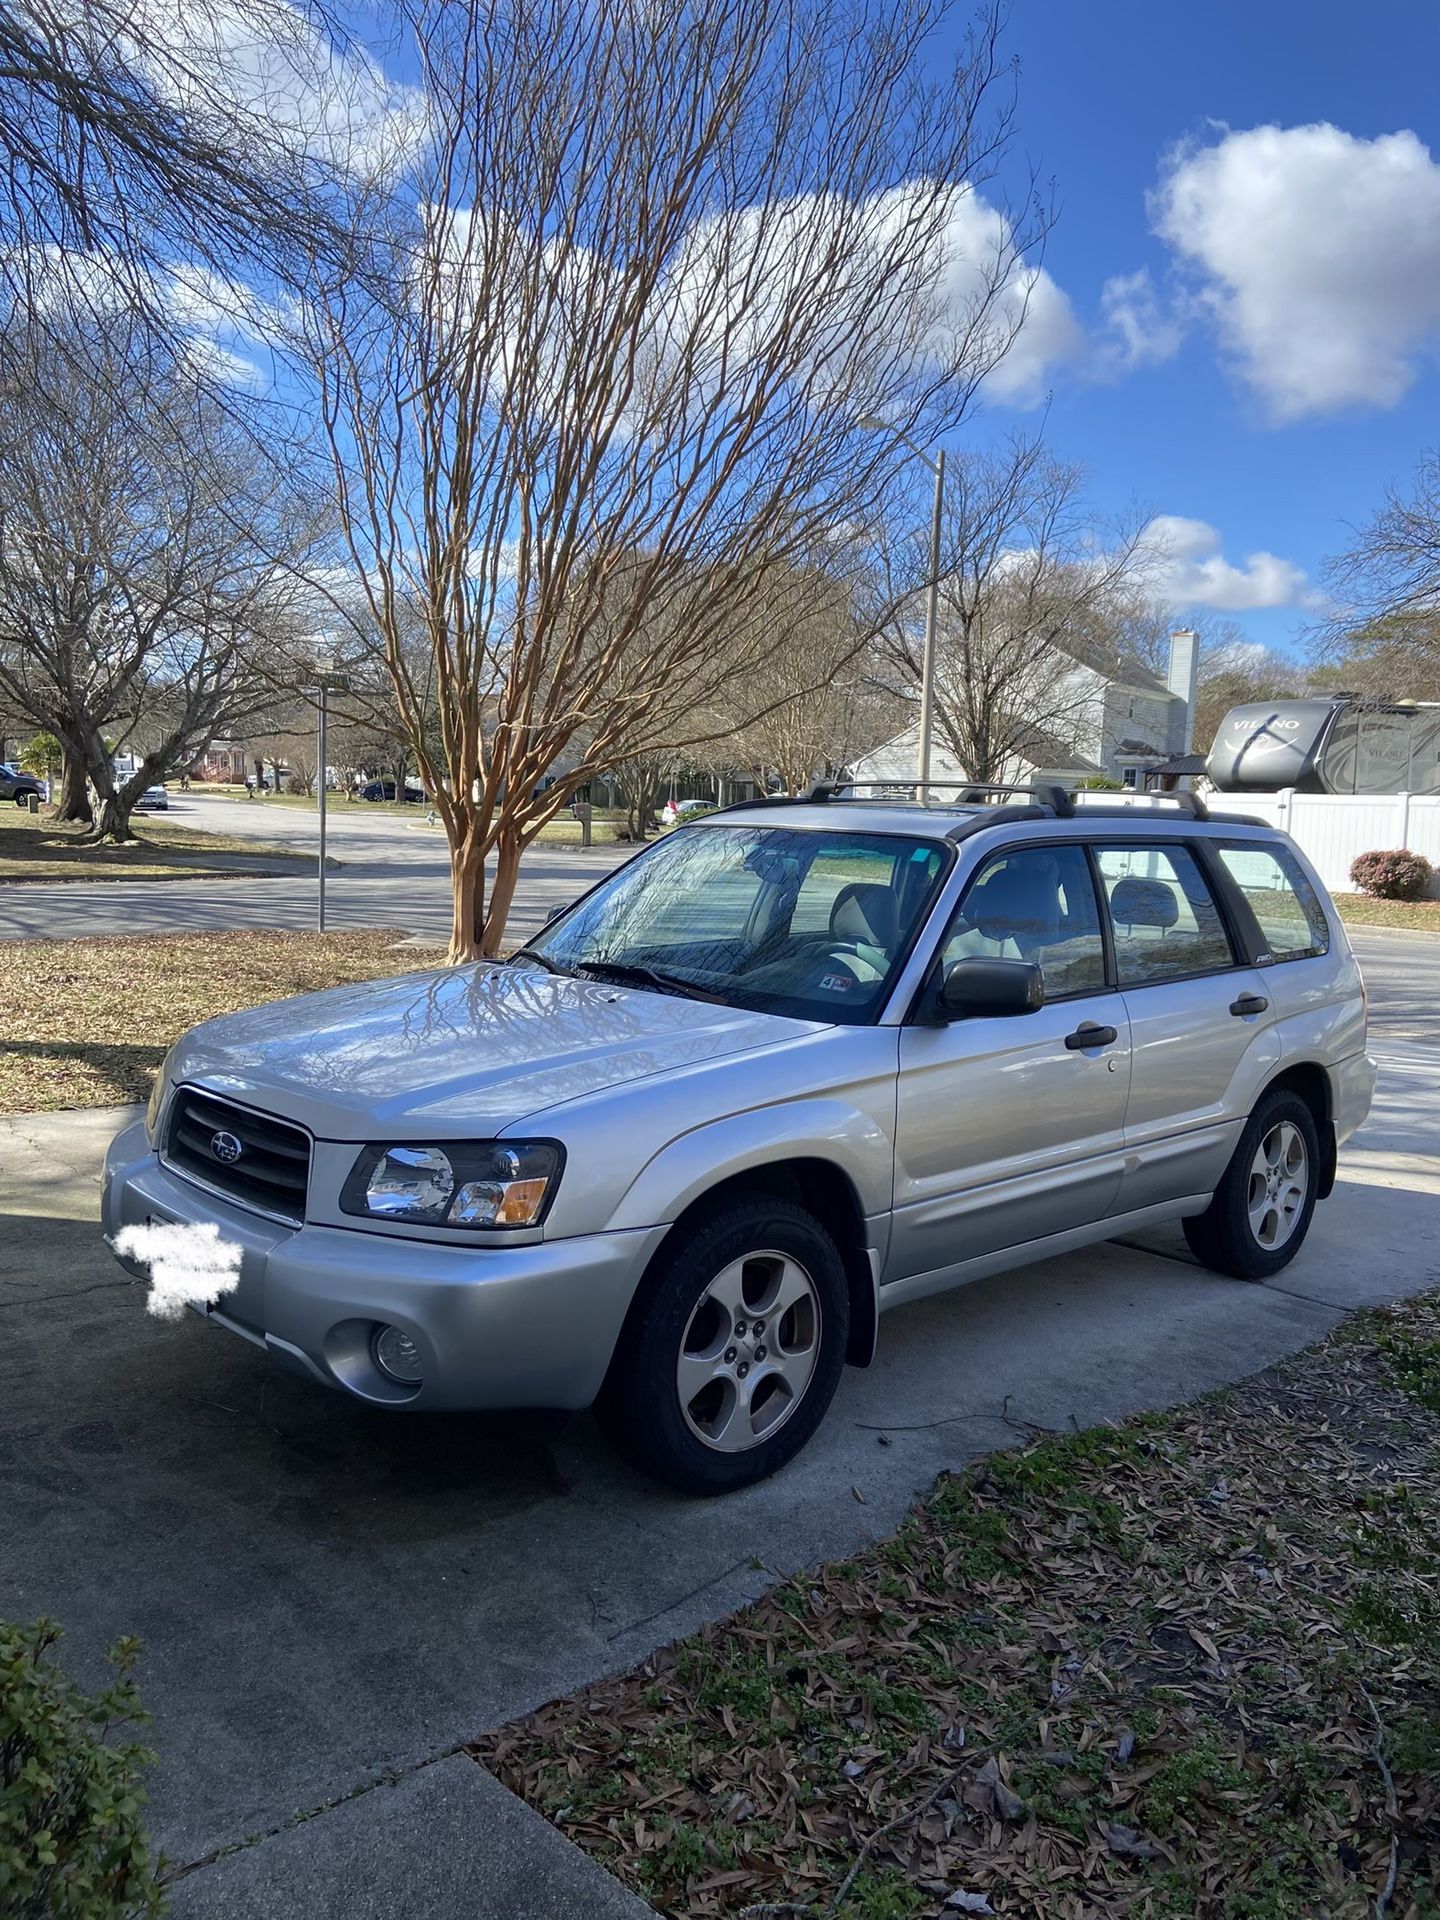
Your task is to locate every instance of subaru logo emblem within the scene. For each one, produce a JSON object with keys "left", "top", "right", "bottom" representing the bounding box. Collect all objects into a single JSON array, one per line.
[{"left": 210, "top": 1130, "right": 243, "bottom": 1166}]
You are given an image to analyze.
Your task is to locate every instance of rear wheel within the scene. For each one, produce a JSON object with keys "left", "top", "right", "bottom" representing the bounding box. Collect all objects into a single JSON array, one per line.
[
  {"left": 1183, "top": 1089, "right": 1320, "bottom": 1280},
  {"left": 595, "top": 1195, "right": 849, "bottom": 1494}
]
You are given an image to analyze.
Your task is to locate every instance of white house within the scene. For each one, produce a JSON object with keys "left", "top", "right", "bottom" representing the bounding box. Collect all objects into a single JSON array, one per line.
[{"left": 849, "top": 629, "right": 1200, "bottom": 793}]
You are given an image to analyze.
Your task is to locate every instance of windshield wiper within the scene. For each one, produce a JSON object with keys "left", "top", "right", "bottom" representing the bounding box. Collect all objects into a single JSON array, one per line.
[
  {"left": 573, "top": 959, "right": 727, "bottom": 1004},
  {"left": 504, "top": 950, "right": 570, "bottom": 977}
]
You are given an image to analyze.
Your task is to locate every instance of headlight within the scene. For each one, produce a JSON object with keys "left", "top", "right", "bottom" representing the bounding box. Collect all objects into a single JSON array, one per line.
[
  {"left": 340, "top": 1141, "right": 563, "bottom": 1229},
  {"left": 145, "top": 1049, "right": 175, "bottom": 1141}
]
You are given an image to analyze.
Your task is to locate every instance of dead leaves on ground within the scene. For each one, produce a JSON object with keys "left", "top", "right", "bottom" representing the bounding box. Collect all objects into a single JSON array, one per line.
[
  {"left": 478, "top": 1298, "right": 1440, "bottom": 1918},
  {"left": 0, "top": 929, "right": 425, "bottom": 1111}
]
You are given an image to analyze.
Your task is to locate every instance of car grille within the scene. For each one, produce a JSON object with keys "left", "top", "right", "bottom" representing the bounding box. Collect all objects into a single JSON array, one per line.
[{"left": 165, "top": 1088, "right": 311, "bottom": 1223}]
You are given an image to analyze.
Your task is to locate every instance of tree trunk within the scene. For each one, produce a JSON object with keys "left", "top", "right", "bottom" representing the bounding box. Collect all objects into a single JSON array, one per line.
[
  {"left": 54, "top": 748, "right": 92, "bottom": 825},
  {"left": 91, "top": 789, "right": 137, "bottom": 842},
  {"left": 447, "top": 833, "right": 488, "bottom": 965},
  {"left": 480, "top": 828, "right": 523, "bottom": 958}
]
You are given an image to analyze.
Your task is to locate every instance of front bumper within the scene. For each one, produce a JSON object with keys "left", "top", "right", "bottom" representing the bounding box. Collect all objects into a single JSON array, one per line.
[{"left": 102, "top": 1120, "right": 662, "bottom": 1411}]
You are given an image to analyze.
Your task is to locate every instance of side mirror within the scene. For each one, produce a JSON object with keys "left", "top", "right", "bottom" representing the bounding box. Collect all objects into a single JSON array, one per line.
[
  {"left": 543, "top": 901, "right": 571, "bottom": 927},
  {"left": 935, "top": 957, "right": 1045, "bottom": 1021}
]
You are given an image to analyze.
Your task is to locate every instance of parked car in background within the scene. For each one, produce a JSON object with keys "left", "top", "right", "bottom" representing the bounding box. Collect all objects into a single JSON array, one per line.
[
  {"left": 0, "top": 763, "right": 44, "bottom": 807},
  {"left": 136, "top": 785, "right": 169, "bottom": 811},
  {"left": 359, "top": 778, "right": 426, "bottom": 802},
  {"left": 103, "top": 785, "right": 1374, "bottom": 1495},
  {"left": 662, "top": 797, "right": 717, "bottom": 825}
]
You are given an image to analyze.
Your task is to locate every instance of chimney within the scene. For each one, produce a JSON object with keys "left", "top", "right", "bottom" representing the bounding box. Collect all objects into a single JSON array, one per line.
[{"left": 1167, "top": 628, "right": 1199, "bottom": 754}]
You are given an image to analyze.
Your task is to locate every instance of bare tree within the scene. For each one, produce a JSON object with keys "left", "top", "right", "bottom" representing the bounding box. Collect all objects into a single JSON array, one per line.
[
  {"left": 0, "top": 314, "right": 323, "bottom": 837},
  {"left": 0, "top": 1, "right": 392, "bottom": 378},
  {"left": 305, "top": 0, "right": 1046, "bottom": 959},
  {"left": 876, "top": 434, "right": 1149, "bottom": 783},
  {"left": 720, "top": 571, "right": 906, "bottom": 794},
  {"left": 1314, "top": 449, "right": 1440, "bottom": 699}
]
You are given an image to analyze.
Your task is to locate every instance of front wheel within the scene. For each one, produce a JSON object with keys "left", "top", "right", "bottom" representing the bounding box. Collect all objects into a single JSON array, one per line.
[
  {"left": 595, "top": 1195, "right": 850, "bottom": 1494},
  {"left": 1183, "top": 1089, "right": 1320, "bottom": 1280}
]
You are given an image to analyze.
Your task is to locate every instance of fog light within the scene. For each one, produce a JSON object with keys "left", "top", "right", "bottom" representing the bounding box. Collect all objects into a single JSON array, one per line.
[{"left": 372, "top": 1324, "right": 424, "bottom": 1386}]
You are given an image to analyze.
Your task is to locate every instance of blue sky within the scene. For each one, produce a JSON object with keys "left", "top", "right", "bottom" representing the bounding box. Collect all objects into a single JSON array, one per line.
[
  {"left": 197, "top": 0, "right": 1440, "bottom": 665},
  {"left": 972, "top": 0, "right": 1440, "bottom": 658}
]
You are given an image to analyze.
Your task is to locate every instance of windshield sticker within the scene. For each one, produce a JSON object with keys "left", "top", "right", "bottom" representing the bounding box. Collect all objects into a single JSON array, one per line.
[{"left": 818, "top": 973, "right": 854, "bottom": 993}]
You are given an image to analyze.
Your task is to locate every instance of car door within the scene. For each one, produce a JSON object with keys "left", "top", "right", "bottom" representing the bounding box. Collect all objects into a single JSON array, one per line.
[
  {"left": 888, "top": 841, "right": 1131, "bottom": 1286},
  {"left": 1093, "top": 839, "right": 1282, "bottom": 1212}
]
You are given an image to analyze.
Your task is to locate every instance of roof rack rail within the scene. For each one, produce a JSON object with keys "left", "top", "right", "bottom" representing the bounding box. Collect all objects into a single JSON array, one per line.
[
  {"left": 1071, "top": 789, "right": 1210, "bottom": 821},
  {"left": 712, "top": 780, "right": 1080, "bottom": 820},
  {"left": 793, "top": 777, "right": 1078, "bottom": 817}
]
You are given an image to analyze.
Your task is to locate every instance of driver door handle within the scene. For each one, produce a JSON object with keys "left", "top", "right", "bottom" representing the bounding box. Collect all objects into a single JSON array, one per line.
[
  {"left": 1064, "top": 1022, "right": 1118, "bottom": 1051},
  {"left": 1230, "top": 992, "right": 1270, "bottom": 1017}
]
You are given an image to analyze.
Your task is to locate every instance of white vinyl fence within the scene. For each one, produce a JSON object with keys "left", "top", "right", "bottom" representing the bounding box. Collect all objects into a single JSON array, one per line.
[{"left": 1220, "top": 790, "right": 1440, "bottom": 897}]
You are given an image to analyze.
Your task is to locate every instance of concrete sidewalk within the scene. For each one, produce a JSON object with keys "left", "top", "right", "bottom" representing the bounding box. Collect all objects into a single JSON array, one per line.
[{"left": 2, "top": 1040, "right": 1437, "bottom": 1918}]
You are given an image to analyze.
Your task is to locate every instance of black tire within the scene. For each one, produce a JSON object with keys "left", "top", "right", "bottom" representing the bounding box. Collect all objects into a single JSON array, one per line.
[
  {"left": 1182, "top": 1088, "right": 1321, "bottom": 1280},
  {"left": 595, "top": 1194, "right": 850, "bottom": 1495}
]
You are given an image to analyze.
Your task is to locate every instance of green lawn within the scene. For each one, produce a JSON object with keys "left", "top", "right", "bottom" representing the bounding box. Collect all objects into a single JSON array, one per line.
[
  {"left": 1333, "top": 893, "right": 1440, "bottom": 933},
  {"left": 0, "top": 806, "right": 334, "bottom": 884},
  {"left": 481, "top": 1296, "right": 1440, "bottom": 1919}
]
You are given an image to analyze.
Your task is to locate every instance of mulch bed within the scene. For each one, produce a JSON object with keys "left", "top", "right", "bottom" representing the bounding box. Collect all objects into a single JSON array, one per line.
[{"left": 478, "top": 1296, "right": 1440, "bottom": 1919}]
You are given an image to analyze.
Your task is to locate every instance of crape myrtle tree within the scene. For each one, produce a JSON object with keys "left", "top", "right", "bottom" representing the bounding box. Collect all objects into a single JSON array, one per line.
[
  {"left": 0, "top": 313, "right": 324, "bottom": 838},
  {"left": 305, "top": 0, "right": 1049, "bottom": 960}
]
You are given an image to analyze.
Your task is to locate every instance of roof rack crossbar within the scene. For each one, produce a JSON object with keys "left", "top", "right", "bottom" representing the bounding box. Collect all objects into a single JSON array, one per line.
[{"left": 804, "top": 778, "right": 1077, "bottom": 818}]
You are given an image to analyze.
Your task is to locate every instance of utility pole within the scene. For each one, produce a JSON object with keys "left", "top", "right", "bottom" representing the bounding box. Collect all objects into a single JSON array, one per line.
[
  {"left": 858, "top": 417, "right": 946, "bottom": 793},
  {"left": 918, "top": 446, "right": 946, "bottom": 791}
]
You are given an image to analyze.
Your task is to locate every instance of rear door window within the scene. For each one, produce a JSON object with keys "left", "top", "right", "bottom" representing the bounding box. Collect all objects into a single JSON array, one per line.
[
  {"left": 1215, "top": 843, "right": 1330, "bottom": 959},
  {"left": 1094, "top": 844, "right": 1236, "bottom": 986}
]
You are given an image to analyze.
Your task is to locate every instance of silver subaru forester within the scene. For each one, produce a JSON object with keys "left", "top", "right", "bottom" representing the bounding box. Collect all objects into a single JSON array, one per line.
[{"left": 103, "top": 786, "right": 1375, "bottom": 1493}]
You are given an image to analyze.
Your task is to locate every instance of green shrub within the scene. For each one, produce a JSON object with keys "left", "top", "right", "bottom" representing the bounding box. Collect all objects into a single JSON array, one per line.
[
  {"left": 1349, "top": 848, "right": 1434, "bottom": 900},
  {"left": 0, "top": 1619, "right": 164, "bottom": 1920}
]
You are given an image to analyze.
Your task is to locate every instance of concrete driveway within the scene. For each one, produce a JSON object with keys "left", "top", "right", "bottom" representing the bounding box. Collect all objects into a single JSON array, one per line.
[{"left": 1, "top": 941, "right": 1437, "bottom": 1916}]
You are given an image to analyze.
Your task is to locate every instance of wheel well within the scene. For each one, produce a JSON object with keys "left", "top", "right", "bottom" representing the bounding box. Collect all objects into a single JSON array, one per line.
[
  {"left": 663, "top": 1160, "right": 878, "bottom": 1368},
  {"left": 1263, "top": 1061, "right": 1337, "bottom": 1197}
]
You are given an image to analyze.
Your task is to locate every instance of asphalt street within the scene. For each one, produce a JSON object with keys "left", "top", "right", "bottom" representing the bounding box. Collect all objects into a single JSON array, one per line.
[
  {"left": 0, "top": 790, "right": 630, "bottom": 946},
  {"left": 1, "top": 805, "right": 1437, "bottom": 1916}
]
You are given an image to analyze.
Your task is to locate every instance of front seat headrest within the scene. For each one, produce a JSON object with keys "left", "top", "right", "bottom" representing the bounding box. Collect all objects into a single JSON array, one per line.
[
  {"left": 969, "top": 865, "right": 1061, "bottom": 946},
  {"left": 830, "top": 882, "right": 899, "bottom": 952}
]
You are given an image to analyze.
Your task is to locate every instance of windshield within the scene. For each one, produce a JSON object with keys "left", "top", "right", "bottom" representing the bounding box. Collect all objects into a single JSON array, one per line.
[{"left": 521, "top": 824, "right": 949, "bottom": 1023}]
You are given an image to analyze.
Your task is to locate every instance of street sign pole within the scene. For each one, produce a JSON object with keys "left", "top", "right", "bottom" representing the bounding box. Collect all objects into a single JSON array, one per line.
[{"left": 317, "top": 683, "right": 328, "bottom": 933}]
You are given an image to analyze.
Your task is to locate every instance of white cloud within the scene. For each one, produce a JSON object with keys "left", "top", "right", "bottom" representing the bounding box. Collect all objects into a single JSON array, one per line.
[
  {"left": 1151, "top": 122, "right": 1440, "bottom": 420},
  {"left": 430, "top": 180, "right": 1082, "bottom": 430},
  {"left": 1094, "top": 268, "right": 1184, "bottom": 376},
  {"left": 927, "top": 191, "right": 1082, "bottom": 404},
  {"left": 1137, "top": 515, "right": 1320, "bottom": 612},
  {"left": 128, "top": 0, "right": 426, "bottom": 181}
]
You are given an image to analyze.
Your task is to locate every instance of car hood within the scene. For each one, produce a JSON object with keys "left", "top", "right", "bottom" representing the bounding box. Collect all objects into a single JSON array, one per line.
[{"left": 169, "top": 962, "right": 821, "bottom": 1139}]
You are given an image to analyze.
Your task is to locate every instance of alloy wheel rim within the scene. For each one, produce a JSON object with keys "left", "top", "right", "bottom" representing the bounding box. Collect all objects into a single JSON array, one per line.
[
  {"left": 676, "top": 1250, "right": 822, "bottom": 1453},
  {"left": 1246, "top": 1120, "right": 1308, "bottom": 1251}
]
